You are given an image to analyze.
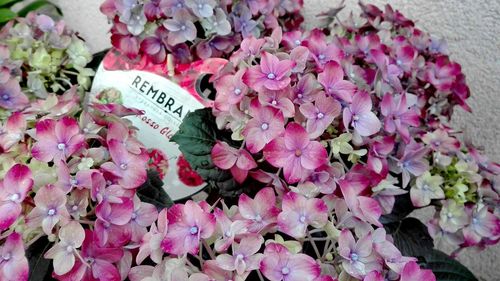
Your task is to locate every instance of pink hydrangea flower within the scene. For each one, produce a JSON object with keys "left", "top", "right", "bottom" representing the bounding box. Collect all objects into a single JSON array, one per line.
[
  {"left": 161, "top": 201, "right": 216, "bottom": 256},
  {"left": 0, "top": 79, "right": 29, "bottom": 110},
  {"left": 292, "top": 74, "right": 320, "bottom": 104},
  {"left": 26, "top": 184, "right": 70, "bottom": 235},
  {"left": 0, "top": 232, "right": 29, "bottom": 281},
  {"left": 340, "top": 179, "right": 382, "bottom": 227},
  {"left": 212, "top": 141, "right": 257, "bottom": 184},
  {"left": 137, "top": 209, "right": 169, "bottom": 264},
  {"left": 343, "top": 91, "right": 381, "bottom": 137},
  {"left": 55, "top": 230, "right": 123, "bottom": 281},
  {"left": 0, "top": 112, "right": 26, "bottom": 151},
  {"left": 258, "top": 88, "right": 295, "bottom": 118},
  {"left": 338, "top": 230, "right": 381, "bottom": 279},
  {"left": 44, "top": 221, "right": 85, "bottom": 275},
  {"left": 0, "top": 164, "right": 33, "bottom": 231},
  {"left": 264, "top": 123, "right": 328, "bottom": 184},
  {"left": 242, "top": 101, "right": 285, "bottom": 154},
  {"left": 299, "top": 92, "right": 341, "bottom": 138},
  {"left": 260, "top": 243, "right": 321, "bottom": 281},
  {"left": 129, "top": 196, "right": 158, "bottom": 242},
  {"left": 94, "top": 197, "right": 134, "bottom": 247},
  {"left": 400, "top": 261, "right": 436, "bottom": 281},
  {"left": 305, "top": 29, "right": 344, "bottom": 68},
  {"left": 31, "top": 117, "right": 85, "bottom": 163},
  {"left": 216, "top": 235, "right": 264, "bottom": 275},
  {"left": 380, "top": 93, "right": 420, "bottom": 143},
  {"left": 101, "top": 139, "right": 148, "bottom": 189},
  {"left": 318, "top": 61, "right": 356, "bottom": 103},
  {"left": 238, "top": 187, "right": 279, "bottom": 233},
  {"left": 243, "top": 52, "right": 295, "bottom": 91},
  {"left": 277, "top": 192, "right": 328, "bottom": 239},
  {"left": 213, "top": 208, "right": 250, "bottom": 252},
  {"left": 214, "top": 69, "right": 249, "bottom": 110}
]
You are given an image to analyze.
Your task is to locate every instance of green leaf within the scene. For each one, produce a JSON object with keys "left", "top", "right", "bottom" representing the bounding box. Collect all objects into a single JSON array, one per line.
[
  {"left": 385, "top": 217, "right": 434, "bottom": 256},
  {"left": 420, "top": 250, "right": 478, "bottom": 281},
  {"left": 0, "top": 8, "right": 15, "bottom": 23},
  {"left": 137, "top": 170, "right": 173, "bottom": 210},
  {"left": 171, "top": 108, "right": 243, "bottom": 197},
  {"left": 0, "top": 0, "right": 22, "bottom": 8},
  {"left": 88, "top": 49, "right": 110, "bottom": 72},
  {"left": 17, "top": 0, "right": 62, "bottom": 17},
  {"left": 385, "top": 217, "right": 477, "bottom": 281},
  {"left": 380, "top": 193, "right": 415, "bottom": 224},
  {"left": 26, "top": 236, "right": 54, "bottom": 281}
]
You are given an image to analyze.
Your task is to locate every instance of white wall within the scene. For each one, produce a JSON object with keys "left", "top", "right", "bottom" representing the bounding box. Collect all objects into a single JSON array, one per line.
[{"left": 52, "top": 0, "right": 500, "bottom": 280}]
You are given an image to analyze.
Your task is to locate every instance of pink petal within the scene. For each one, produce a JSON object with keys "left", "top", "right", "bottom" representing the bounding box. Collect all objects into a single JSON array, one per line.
[
  {"left": 286, "top": 253, "right": 321, "bottom": 281},
  {"left": 284, "top": 122, "right": 309, "bottom": 150},
  {"left": 355, "top": 112, "right": 381, "bottom": 137},
  {"left": 264, "top": 138, "right": 290, "bottom": 168},
  {"left": 3, "top": 164, "right": 33, "bottom": 197},
  {"left": 212, "top": 142, "right": 238, "bottom": 170},
  {"left": 301, "top": 141, "right": 328, "bottom": 170}
]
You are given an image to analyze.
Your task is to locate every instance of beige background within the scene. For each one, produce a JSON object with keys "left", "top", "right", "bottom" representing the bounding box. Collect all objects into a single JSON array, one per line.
[{"left": 50, "top": 0, "right": 500, "bottom": 280}]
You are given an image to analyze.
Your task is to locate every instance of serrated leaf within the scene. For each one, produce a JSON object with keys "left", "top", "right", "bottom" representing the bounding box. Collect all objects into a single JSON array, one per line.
[
  {"left": 18, "top": 0, "right": 62, "bottom": 17},
  {"left": 380, "top": 193, "right": 415, "bottom": 224},
  {"left": 26, "top": 236, "right": 54, "bottom": 281},
  {"left": 137, "top": 170, "right": 173, "bottom": 210},
  {"left": 385, "top": 217, "right": 434, "bottom": 256},
  {"left": 171, "top": 108, "right": 244, "bottom": 197},
  {"left": 420, "top": 250, "right": 478, "bottom": 281},
  {"left": 385, "top": 217, "right": 477, "bottom": 281},
  {"left": 0, "top": 8, "right": 15, "bottom": 23}
]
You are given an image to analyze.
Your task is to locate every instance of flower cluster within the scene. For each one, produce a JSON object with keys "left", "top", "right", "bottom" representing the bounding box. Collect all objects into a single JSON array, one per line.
[
  {"left": 205, "top": 1, "right": 499, "bottom": 273},
  {"left": 0, "top": 12, "right": 94, "bottom": 117},
  {"left": 100, "top": 0, "right": 303, "bottom": 64}
]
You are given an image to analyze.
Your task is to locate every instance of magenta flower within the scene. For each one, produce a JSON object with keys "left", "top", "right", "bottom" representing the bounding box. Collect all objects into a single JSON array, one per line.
[
  {"left": 367, "top": 136, "right": 395, "bottom": 175},
  {"left": 343, "top": 91, "right": 381, "bottom": 137},
  {"left": 391, "top": 141, "right": 430, "bottom": 187},
  {"left": 0, "top": 233, "right": 28, "bottom": 281},
  {"left": 55, "top": 230, "right": 123, "bottom": 281},
  {"left": 299, "top": 93, "right": 341, "bottom": 138},
  {"left": 0, "top": 164, "right": 33, "bottom": 231},
  {"left": 305, "top": 29, "right": 344, "bottom": 68},
  {"left": 216, "top": 235, "right": 264, "bottom": 275},
  {"left": 400, "top": 261, "right": 435, "bottom": 281},
  {"left": 44, "top": 221, "right": 85, "bottom": 275},
  {"left": 214, "top": 69, "right": 248, "bottom": 109},
  {"left": 137, "top": 209, "right": 169, "bottom": 264},
  {"left": 260, "top": 243, "right": 321, "bottom": 281},
  {"left": 101, "top": 139, "right": 148, "bottom": 189},
  {"left": 213, "top": 208, "right": 250, "bottom": 252},
  {"left": 0, "top": 79, "right": 29, "bottom": 110},
  {"left": 370, "top": 49, "right": 403, "bottom": 92},
  {"left": 163, "top": 10, "right": 197, "bottom": 45},
  {"left": 230, "top": 36, "right": 265, "bottom": 65},
  {"left": 238, "top": 187, "right": 280, "bottom": 233},
  {"left": 95, "top": 197, "right": 134, "bottom": 247},
  {"left": 278, "top": 192, "right": 328, "bottom": 239},
  {"left": 242, "top": 101, "right": 285, "bottom": 154},
  {"left": 422, "top": 129, "right": 460, "bottom": 154},
  {"left": 258, "top": 88, "right": 295, "bottom": 118},
  {"left": 140, "top": 36, "right": 167, "bottom": 64},
  {"left": 380, "top": 93, "right": 420, "bottom": 143},
  {"left": 212, "top": 141, "right": 257, "bottom": 184},
  {"left": 264, "top": 123, "right": 328, "bottom": 184},
  {"left": 394, "top": 44, "right": 416, "bottom": 73},
  {"left": 339, "top": 179, "right": 382, "bottom": 227},
  {"left": 292, "top": 74, "right": 320, "bottom": 104},
  {"left": 243, "top": 52, "right": 295, "bottom": 91},
  {"left": 0, "top": 112, "right": 26, "bottom": 151},
  {"left": 31, "top": 117, "right": 85, "bottom": 163},
  {"left": 338, "top": 230, "right": 381, "bottom": 279},
  {"left": 318, "top": 61, "right": 356, "bottom": 103},
  {"left": 161, "top": 201, "right": 216, "bottom": 256},
  {"left": 130, "top": 195, "right": 158, "bottom": 242},
  {"left": 463, "top": 206, "right": 500, "bottom": 246},
  {"left": 26, "top": 184, "right": 70, "bottom": 235}
]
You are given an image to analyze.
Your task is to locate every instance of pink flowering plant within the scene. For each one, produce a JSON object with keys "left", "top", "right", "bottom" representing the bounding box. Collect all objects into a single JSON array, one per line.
[
  {"left": 100, "top": 0, "right": 304, "bottom": 65},
  {"left": 1, "top": 3, "right": 499, "bottom": 281}
]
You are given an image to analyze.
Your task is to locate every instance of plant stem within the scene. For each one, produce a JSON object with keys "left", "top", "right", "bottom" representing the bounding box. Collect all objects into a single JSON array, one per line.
[
  {"left": 307, "top": 229, "right": 322, "bottom": 260},
  {"left": 257, "top": 270, "right": 265, "bottom": 281},
  {"left": 203, "top": 240, "right": 216, "bottom": 260},
  {"left": 26, "top": 232, "right": 44, "bottom": 247}
]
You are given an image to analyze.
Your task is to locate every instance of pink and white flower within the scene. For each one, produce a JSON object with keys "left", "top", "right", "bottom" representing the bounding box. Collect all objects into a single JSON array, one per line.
[{"left": 212, "top": 141, "right": 257, "bottom": 184}]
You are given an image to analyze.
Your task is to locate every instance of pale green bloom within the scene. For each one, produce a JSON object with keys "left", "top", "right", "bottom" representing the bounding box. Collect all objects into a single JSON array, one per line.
[
  {"left": 331, "top": 133, "right": 354, "bottom": 156},
  {"left": 410, "top": 171, "right": 444, "bottom": 207},
  {"left": 439, "top": 199, "right": 468, "bottom": 233}
]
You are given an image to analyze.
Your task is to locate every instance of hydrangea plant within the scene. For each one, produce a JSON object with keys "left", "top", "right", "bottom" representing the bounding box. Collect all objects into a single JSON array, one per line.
[
  {"left": 100, "top": 0, "right": 304, "bottom": 64},
  {"left": 0, "top": 12, "right": 94, "bottom": 119}
]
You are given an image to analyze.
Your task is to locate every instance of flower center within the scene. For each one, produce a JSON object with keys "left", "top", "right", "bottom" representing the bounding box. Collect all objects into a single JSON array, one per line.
[
  {"left": 2, "top": 253, "right": 11, "bottom": 261},
  {"left": 281, "top": 267, "right": 290, "bottom": 275},
  {"left": 294, "top": 149, "right": 302, "bottom": 157},
  {"left": 181, "top": 25, "right": 186, "bottom": 31},
  {"left": 350, "top": 72, "right": 355, "bottom": 78},
  {"left": 198, "top": 4, "right": 203, "bottom": 9},
  {"left": 267, "top": 73, "right": 276, "bottom": 80},
  {"left": 317, "top": 112, "right": 324, "bottom": 119},
  {"left": 447, "top": 212, "right": 453, "bottom": 219},
  {"left": 271, "top": 100, "right": 278, "bottom": 106},
  {"left": 72, "top": 205, "right": 79, "bottom": 211},
  {"left": 47, "top": 208, "right": 56, "bottom": 216},
  {"left": 120, "top": 163, "right": 128, "bottom": 170},
  {"left": 190, "top": 226, "right": 199, "bottom": 235},
  {"left": 318, "top": 54, "right": 325, "bottom": 60},
  {"left": 236, "top": 254, "right": 244, "bottom": 260},
  {"left": 396, "top": 59, "right": 403, "bottom": 66},
  {"left": 66, "top": 245, "right": 73, "bottom": 253},
  {"left": 8, "top": 193, "right": 20, "bottom": 202},
  {"left": 294, "top": 39, "right": 301, "bottom": 46},
  {"left": 297, "top": 93, "right": 303, "bottom": 99},
  {"left": 472, "top": 218, "right": 478, "bottom": 224},
  {"left": 299, "top": 215, "right": 306, "bottom": 223},
  {"left": 234, "top": 88, "right": 241, "bottom": 95},
  {"left": 224, "top": 230, "right": 232, "bottom": 237},
  {"left": 1, "top": 94, "right": 9, "bottom": 101},
  {"left": 261, "top": 122, "right": 269, "bottom": 130},
  {"left": 57, "top": 143, "right": 66, "bottom": 150},
  {"left": 255, "top": 214, "right": 262, "bottom": 222},
  {"left": 85, "top": 257, "right": 95, "bottom": 264},
  {"left": 70, "top": 178, "right": 78, "bottom": 186},
  {"left": 350, "top": 253, "right": 359, "bottom": 261},
  {"left": 131, "top": 212, "right": 137, "bottom": 220},
  {"left": 352, "top": 115, "right": 360, "bottom": 121},
  {"left": 422, "top": 184, "right": 430, "bottom": 191}
]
